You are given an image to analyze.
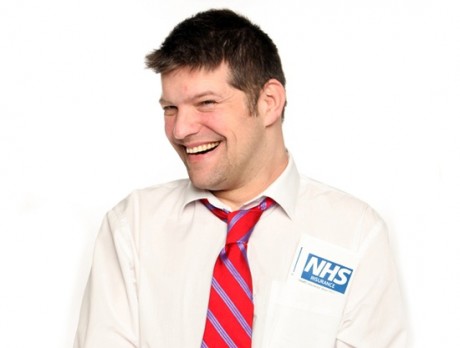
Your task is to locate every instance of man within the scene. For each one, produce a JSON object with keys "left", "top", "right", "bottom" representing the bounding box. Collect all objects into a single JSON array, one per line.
[{"left": 74, "top": 9, "right": 407, "bottom": 348}]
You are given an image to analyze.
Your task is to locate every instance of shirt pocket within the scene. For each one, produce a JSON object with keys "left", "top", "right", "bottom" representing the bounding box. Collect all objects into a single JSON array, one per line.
[{"left": 262, "top": 280, "right": 346, "bottom": 348}]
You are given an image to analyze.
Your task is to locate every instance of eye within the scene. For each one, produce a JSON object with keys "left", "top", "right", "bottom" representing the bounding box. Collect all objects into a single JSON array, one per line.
[
  {"left": 162, "top": 105, "right": 178, "bottom": 116},
  {"left": 201, "top": 100, "right": 216, "bottom": 105},
  {"left": 198, "top": 100, "right": 217, "bottom": 111}
]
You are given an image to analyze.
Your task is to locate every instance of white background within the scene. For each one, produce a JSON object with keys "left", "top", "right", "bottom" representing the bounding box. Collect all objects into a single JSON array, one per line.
[{"left": 1, "top": 0, "right": 459, "bottom": 347}]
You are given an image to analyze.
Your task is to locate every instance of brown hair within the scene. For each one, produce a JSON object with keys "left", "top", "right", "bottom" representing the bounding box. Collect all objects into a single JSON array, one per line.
[{"left": 145, "top": 9, "right": 286, "bottom": 115}]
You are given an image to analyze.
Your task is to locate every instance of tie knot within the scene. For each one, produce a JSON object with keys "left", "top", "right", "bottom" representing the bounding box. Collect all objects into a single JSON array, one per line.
[{"left": 201, "top": 197, "right": 275, "bottom": 245}]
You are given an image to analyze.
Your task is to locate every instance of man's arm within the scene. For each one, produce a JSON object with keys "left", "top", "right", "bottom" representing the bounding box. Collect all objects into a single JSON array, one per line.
[
  {"left": 74, "top": 210, "right": 139, "bottom": 348},
  {"left": 336, "top": 208, "right": 408, "bottom": 347}
]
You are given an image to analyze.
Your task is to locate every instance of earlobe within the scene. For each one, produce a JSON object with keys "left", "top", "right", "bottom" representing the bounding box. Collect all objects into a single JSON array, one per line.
[{"left": 258, "top": 79, "right": 286, "bottom": 127}]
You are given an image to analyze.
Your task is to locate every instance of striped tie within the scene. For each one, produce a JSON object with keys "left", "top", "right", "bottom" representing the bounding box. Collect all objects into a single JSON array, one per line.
[{"left": 200, "top": 197, "right": 275, "bottom": 348}]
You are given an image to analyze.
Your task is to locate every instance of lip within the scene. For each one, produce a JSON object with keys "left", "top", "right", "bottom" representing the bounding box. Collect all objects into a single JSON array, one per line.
[{"left": 185, "top": 141, "right": 220, "bottom": 154}]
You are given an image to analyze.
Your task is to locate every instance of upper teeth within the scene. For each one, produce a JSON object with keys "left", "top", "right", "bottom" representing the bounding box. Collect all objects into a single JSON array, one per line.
[{"left": 186, "top": 142, "right": 220, "bottom": 154}]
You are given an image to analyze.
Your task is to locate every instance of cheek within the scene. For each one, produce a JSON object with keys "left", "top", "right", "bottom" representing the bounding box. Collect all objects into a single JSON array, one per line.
[{"left": 164, "top": 118, "right": 174, "bottom": 139}]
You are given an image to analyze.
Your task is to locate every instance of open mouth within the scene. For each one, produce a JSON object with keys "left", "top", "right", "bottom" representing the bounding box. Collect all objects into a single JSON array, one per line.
[{"left": 186, "top": 142, "right": 220, "bottom": 155}]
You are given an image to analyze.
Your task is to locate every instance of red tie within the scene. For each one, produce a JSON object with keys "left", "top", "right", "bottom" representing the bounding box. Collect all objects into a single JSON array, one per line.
[{"left": 200, "top": 197, "right": 275, "bottom": 348}]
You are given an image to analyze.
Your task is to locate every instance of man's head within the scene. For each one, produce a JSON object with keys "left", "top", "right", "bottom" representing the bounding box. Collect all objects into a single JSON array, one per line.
[
  {"left": 146, "top": 9, "right": 288, "bottom": 208},
  {"left": 145, "top": 9, "right": 286, "bottom": 116}
]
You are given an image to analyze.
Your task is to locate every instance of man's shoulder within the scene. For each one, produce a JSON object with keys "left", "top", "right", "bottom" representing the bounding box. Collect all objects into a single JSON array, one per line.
[
  {"left": 300, "top": 176, "right": 367, "bottom": 206},
  {"left": 111, "top": 178, "right": 191, "bottom": 215},
  {"left": 294, "top": 176, "right": 387, "bottom": 249},
  {"left": 141, "top": 178, "right": 191, "bottom": 195},
  {"left": 299, "top": 176, "right": 384, "bottom": 229}
]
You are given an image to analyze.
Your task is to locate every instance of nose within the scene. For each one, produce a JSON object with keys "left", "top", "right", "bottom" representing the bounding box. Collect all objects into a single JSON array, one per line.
[{"left": 172, "top": 107, "right": 200, "bottom": 140}]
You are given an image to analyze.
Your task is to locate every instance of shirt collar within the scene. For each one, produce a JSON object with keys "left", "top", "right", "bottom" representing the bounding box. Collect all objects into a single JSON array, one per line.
[
  {"left": 182, "top": 153, "right": 300, "bottom": 219},
  {"left": 262, "top": 153, "right": 299, "bottom": 219}
]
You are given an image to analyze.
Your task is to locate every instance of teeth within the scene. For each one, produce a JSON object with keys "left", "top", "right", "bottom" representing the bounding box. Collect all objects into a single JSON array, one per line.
[{"left": 186, "top": 142, "right": 220, "bottom": 154}]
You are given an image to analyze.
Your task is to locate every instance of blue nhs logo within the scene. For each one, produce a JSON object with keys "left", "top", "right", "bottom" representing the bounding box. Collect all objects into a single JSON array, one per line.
[{"left": 301, "top": 254, "right": 353, "bottom": 294}]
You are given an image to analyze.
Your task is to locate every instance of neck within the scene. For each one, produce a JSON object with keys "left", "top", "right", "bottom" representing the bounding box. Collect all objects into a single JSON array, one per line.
[{"left": 212, "top": 149, "right": 289, "bottom": 210}]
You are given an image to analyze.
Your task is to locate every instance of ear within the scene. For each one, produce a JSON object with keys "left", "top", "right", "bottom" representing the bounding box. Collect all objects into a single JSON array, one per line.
[{"left": 257, "top": 79, "right": 286, "bottom": 127}]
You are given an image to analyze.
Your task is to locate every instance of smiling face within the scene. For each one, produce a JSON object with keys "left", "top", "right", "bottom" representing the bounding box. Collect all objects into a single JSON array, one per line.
[{"left": 160, "top": 63, "right": 285, "bottom": 205}]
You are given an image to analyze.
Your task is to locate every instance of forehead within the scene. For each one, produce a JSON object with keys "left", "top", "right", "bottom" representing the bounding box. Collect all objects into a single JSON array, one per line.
[{"left": 160, "top": 63, "right": 233, "bottom": 101}]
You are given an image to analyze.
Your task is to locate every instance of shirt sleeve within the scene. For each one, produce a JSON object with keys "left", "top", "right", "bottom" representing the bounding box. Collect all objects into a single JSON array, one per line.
[
  {"left": 74, "top": 209, "right": 139, "bottom": 348},
  {"left": 335, "top": 207, "right": 408, "bottom": 347}
]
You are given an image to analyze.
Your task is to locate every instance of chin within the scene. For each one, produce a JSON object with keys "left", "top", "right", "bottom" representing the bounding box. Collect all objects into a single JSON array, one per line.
[
  {"left": 190, "top": 178, "right": 212, "bottom": 191},
  {"left": 187, "top": 165, "right": 229, "bottom": 191},
  {"left": 189, "top": 175, "right": 222, "bottom": 192}
]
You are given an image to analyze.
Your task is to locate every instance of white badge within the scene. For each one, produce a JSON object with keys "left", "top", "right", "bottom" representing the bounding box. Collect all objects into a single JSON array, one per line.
[
  {"left": 288, "top": 234, "right": 358, "bottom": 296},
  {"left": 260, "top": 235, "right": 360, "bottom": 347}
]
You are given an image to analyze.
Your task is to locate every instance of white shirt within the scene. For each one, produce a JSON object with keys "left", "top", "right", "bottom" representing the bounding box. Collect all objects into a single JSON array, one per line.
[{"left": 74, "top": 157, "right": 407, "bottom": 347}]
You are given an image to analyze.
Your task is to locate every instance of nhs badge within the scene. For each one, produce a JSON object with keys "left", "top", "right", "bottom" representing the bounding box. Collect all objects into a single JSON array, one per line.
[{"left": 301, "top": 253, "right": 353, "bottom": 294}]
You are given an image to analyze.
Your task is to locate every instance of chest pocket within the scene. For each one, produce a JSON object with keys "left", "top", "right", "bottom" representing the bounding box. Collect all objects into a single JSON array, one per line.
[{"left": 261, "top": 280, "right": 346, "bottom": 348}]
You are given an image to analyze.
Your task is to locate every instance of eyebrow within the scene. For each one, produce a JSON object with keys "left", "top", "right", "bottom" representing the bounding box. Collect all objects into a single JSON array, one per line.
[
  {"left": 159, "top": 97, "right": 170, "bottom": 105},
  {"left": 159, "top": 91, "right": 221, "bottom": 105}
]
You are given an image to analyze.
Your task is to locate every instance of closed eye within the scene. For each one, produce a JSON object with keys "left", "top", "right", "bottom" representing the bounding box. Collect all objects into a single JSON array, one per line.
[
  {"left": 201, "top": 100, "right": 216, "bottom": 105},
  {"left": 197, "top": 100, "right": 217, "bottom": 111},
  {"left": 162, "top": 105, "right": 178, "bottom": 116}
]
